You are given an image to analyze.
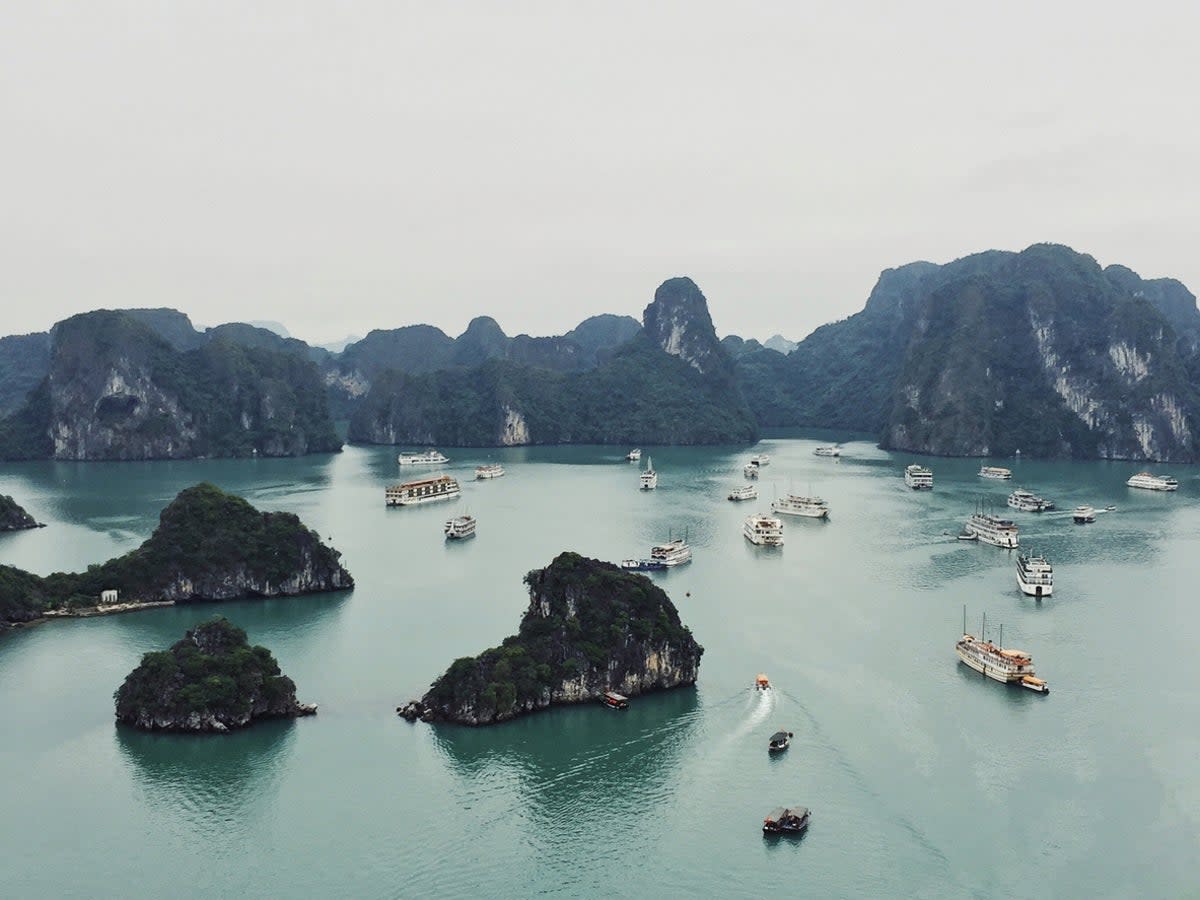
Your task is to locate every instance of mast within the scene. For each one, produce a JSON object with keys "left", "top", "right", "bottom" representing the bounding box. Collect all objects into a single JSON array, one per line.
[
  {"left": 962, "top": 604, "right": 966, "bottom": 636},
  {"left": 981, "top": 611, "right": 987, "bottom": 643},
  {"left": 999, "top": 623, "right": 1003, "bottom": 650}
]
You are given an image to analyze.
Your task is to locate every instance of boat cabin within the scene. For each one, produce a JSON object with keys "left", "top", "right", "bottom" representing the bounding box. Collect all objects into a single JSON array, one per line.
[
  {"left": 601, "top": 691, "right": 629, "bottom": 710},
  {"left": 762, "top": 806, "right": 810, "bottom": 834},
  {"left": 755, "top": 673, "right": 771, "bottom": 690}
]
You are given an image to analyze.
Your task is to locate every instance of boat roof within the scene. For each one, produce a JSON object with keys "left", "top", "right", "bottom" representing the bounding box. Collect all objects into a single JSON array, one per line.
[
  {"left": 390, "top": 474, "right": 455, "bottom": 488},
  {"left": 769, "top": 731, "right": 789, "bottom": 741},
  {"left": 765, "top": 806, "right": 808, "bottom": 821},
  {"left": 603, "top": 691, "right": 627, "bottom": 701}
]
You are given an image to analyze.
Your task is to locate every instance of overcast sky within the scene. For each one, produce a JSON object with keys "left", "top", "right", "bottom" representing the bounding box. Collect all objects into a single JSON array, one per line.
[{"left": 3, "top": 2, "right": 1198, "bottom": 346}]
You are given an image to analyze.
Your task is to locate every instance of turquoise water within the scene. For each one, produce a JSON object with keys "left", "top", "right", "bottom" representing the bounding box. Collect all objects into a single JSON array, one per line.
[{"left": 1, "top": 439, "right": 1198, "bottom": 898}]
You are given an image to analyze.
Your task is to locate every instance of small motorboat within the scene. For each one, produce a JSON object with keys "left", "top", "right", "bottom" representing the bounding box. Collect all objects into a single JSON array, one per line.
[
  {"left": 601, "top": 691, "right": 629, "bottom": 709},
  {"left": 1073, "top": 505, "right": 1096, "bottom": 524},
  {"left": 744, "top": 463, "right": 760, "bottom": 479},
  {"left": 755, "top": 673, "right": 771, "bottom": 690},
  {"left": 762, "top": 806, "right": 811, "bottom": 835},
  {"left": 1104, "top": 505, "right": 1116, "bottom": 511},
  {"left": 1021, "top": 676, "right": 1049, "bottom": 694},
  {"left": 619, "top": 558, "right": 667, "bottom": 572},
  {"left": 626, "top": 448, "right": 642, "bottom": 462},
  {"left": 768, "top": 730, "right": 793, "bottom": 752},
  {"left": 956, "top": 533, "right": 978, "bottom": 542}
]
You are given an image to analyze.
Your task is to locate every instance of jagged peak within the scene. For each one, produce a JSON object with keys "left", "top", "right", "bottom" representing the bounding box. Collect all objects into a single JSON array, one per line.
[{"left": 642, "top": 277, "right": 725, "bottom": 375}]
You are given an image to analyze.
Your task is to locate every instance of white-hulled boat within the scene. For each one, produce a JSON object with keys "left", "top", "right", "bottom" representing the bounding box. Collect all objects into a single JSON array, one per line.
[
  {"left": 626, "top": 448, "right": 642, "bottom": 462},
  {"left": 398, "top": 449, "right": 449, "bottom": 465},
  {"left": 744, "top": 513, "right": 784, "bottom": 546},
  {"left": 904, "top": 464, "right": 933, "bottom": 490},
  {"left": 750, "top": 454, "right": 770, "bottom": 466},
  {"left": 963, "top": 511, "right": 1019, "bottom": 548},
  {"left": 772, "top": 494, "right": 829, "bottom": 519},
  {"left": 978, "top": 466, "right": 1012, "bottom": 480},
  {"left": 474, "top": 463, "right": 505, "bottom": 480},
  {"left": 1007, "top": 489, "right": 1055, "bottom": 512},
  {"left": 1016, "top": 553, "right": 1053, "bottom": 597},
  {"left": 956, "top": 609, "right": 1047, "bottom": 693},
  {"left": 640, "top": 457, "right": 658, "bottom": 490},
  {"left": 1073, "top": 505, "right": 1096, "bottom": 523},
  {"left": 729, "top": 485, "right": 758, "bottom": 501},
  {"left": 744, "top": 463, "right": 760, "bottom": 479},
  {"left": 444, "top": 515, "right": 476, "bottom": 539},
  {"left": 813, "top": 445, "right": 840, "bottom": 457},
  {"left": 1126, "top": 472, "right": 1178, "bottom": 491},
  {"left": 649, "top": 537, "right": 691, "bottom": 567},
  {"left": 386, "top": 474, "right": 461, "bottom": 506}
]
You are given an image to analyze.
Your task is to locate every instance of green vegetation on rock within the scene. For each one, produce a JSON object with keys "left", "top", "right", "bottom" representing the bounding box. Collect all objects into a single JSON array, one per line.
[
  {"left": 408, "top": 552, "right": 703, "bottom": 725},
  {"left": 0, "top": 494, "right": 39, "bottom": 531},
  {"left": 0, "top": 483, "right": 352, "bottom": 627},
  {"left": 114, "top": 617, "right": 313, "bottom": 732}
]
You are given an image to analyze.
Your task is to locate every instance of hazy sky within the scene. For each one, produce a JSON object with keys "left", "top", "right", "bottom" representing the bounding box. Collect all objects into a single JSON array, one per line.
[{"left": 3, "top": 2, "right": 1198, "bottom": 346}]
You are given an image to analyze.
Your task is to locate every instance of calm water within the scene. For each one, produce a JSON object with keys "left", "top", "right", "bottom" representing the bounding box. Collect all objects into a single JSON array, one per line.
[{"left": 1, "top": 438, "right": 1198, "bottom": 898}]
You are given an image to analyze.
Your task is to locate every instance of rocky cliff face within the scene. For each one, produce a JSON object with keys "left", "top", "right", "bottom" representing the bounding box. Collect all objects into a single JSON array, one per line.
[
  {"left": 0, "top": 494, "right": 40, "bottom": 531},
  {"left": 884, "top": 245, "right": 1200, "bottom": 461},
  {"left": 643, "top": 277, "right": 729, "bottom": 376},
  {"left": 114, "top": 618, "right": 316, "bottom": 733},
  {"left": 0, "top": 311, "right": 341, "bottom": 461},
  {"left": 400, "top": 552, "right": 702, "bottom": 726}
]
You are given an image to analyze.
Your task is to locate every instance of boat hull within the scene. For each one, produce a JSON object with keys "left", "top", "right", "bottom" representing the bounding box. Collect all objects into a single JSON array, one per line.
[
  {"left": 956, "top": 647, "right": 1027, "bottom": 684},
  {"left": 387, "top": 490, "right": 461, "bottom": 507},
  {"left": 1016, "top": 575, "right": 1052, "bottom": 597}
]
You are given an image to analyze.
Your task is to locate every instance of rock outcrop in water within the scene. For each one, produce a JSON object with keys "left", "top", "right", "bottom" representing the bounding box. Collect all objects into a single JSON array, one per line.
[
  {"left": 0, "top": 483, "right": 353, "bottom": 628},
  {"left": 398, "top": 552, "right": 703, "bottom": 726},
  {"left": 114, "top": 617, "right": 316, "bottom": 732},
  {"left": 0, "top": 494, "right": 40, "bottom": 531}
]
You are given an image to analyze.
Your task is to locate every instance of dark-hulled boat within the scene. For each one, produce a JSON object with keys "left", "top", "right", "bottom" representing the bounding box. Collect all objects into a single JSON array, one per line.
[
  {"left": 762, "top": 806, "right": 810, "bottom": 835},
  {"left": 768, "top": 731, "right": 792, "bottom": 752}
]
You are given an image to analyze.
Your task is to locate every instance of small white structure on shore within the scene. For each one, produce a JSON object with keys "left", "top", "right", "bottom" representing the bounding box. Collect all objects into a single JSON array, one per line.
[{"left": 100, "top": 589, "right": 118, "bottom": 605}]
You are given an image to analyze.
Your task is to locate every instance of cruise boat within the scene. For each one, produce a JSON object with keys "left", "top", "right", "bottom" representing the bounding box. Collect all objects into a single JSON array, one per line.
[
  {"left": 385, "top": 474, "right": 461, "bottom": 507},
  {"left": 1126, "top": 472, "right": 1179, "bottom": 491},
  {"left": 963, "top": 511, "right": 1019, "bottom": 548},
  {"left": 813, "top": 445, "right": 840, "bottom": 457},
  {"left": 398, "top": 449, "right": 449, "bottom": 465},
  {"left": 762, "top": 806, "right": 810, "bottom": 835},
  {"left": 649, "top": 537, "right": 691, "bottom": 567},
  {"left": 744, "top": 513, "right": 784, "bottom": 546},
  {"left": 625, "top": 448, "right": 642, "bottom": 462},
  {"left": 743, "top": 463, "right": 760, "bottom": 479},
  {"left": 768, "top": 730, "right": 793, "bottom": 752},
  {"left": 1007, "top": 489, "right": 1055, "bottom": 512},
  {"left": 1016, "top": 552, "right": 1053, "bottom": 597},
  {"left": 474, "top": 463, "right": 505, "bottom": 480},
  {"left": 978, "top": 466, "right": 1013, "bottom": 480},
  {"left": 619, "top": 558, "right": 667, "bottom": 572},
  {"left": 728, "top": 485, "right": 758, "bottom": 501},
  {"left": 601, "top": 691, "right": 629, "bottom": 710},
  {"left": 1073, "top": 505, "right": 1096, "bottom": 524},
  {"left": 444, "top": 515, "right": 476, "bottom": 540},
  {"left": 639, "top": 457, "right": 658, "bottom": 490},
  {"left": 956, "top": 609, "right": 1047, "bottom": 692},
  {"left": 772, "top": 494, "right": 829, "bottom": 519},
  {"left": 904, "top": 464, "right": 933, "bottom": 490},
  {"left": 750, "top": 453, "right": 770, "bottom": 466}
]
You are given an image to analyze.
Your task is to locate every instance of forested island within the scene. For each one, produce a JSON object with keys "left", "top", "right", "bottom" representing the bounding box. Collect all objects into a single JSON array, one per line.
[
  {"left": 0, "top": 494, "right": 40, "bottom": 531},
  {"left": 0, "top": 483, "right": 353, "bottom": 629},
  {"left": 399, "top": 552, "right": 703, "bottom": 726},
  {"left": 115, "top": 617, "right": 316, "bottom": 733}
]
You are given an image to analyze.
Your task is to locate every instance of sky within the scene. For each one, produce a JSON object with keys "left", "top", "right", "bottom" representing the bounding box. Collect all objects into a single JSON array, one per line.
[{"left": 2, "top": 2, "right": 1198, "bottom": 347}]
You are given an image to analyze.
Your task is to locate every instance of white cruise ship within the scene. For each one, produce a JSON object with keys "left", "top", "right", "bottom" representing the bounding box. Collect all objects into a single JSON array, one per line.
[
  {"left": 1126, "top": 472, "right": 1178, "bottom": 491},
  {"left": 956, "top": 610, "right": 1047, "bottom": 692},
  {"left": 386, "top": 474, "right": 461, "bottom": 506},
  {"left": 640, "top": 457, "right": 658, "bottom": 490},
  {"left": 813, "top": 445, "right": 840, "bottom": 457},
  {"left": 474, "top": 464, "right": 505, "bottom": 480},
  {"left": 772, "top": 494, "right": 829, "bottom": 519},
  {"left": 444, "top": 515, "right": 476, "bottom": 539},
  {"left": 744, "top": 513, "right": 784, "bottom": 546},
  {"left": 1016, "top": 552, "right": 1053, "bottom": 597},
  {"left": 626, "top": 448, "right": 642, "bottom": 461},
  {"left": 649, "top": 537, "right": 691, "bottom": 566},
  {"left": 398, "top": 449, "right": 449, "bottom": 465},
  {"left": 1007, "top": 489, "right": 1055, "bottom": 512},
  {"left": 750, "top": 454, "right": 770, "bottom": 466},
  {"left": 728, "top": 485, "right": 758, "bottom": 501},
  {"left": 1072, "top": 505, "right": 1096, "bottom": 524},
  {"left": 904, "top": 464, "right": 933, "bottom": 490},
  {"left": 978, "top": 466, "right": 1013, "bottom": 480},
  {"left": 963, "top": 511, "right": 1019, "bottom": 548},
  {"left": 744, "top": 462, "right": 760, "bottom": 479}
]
